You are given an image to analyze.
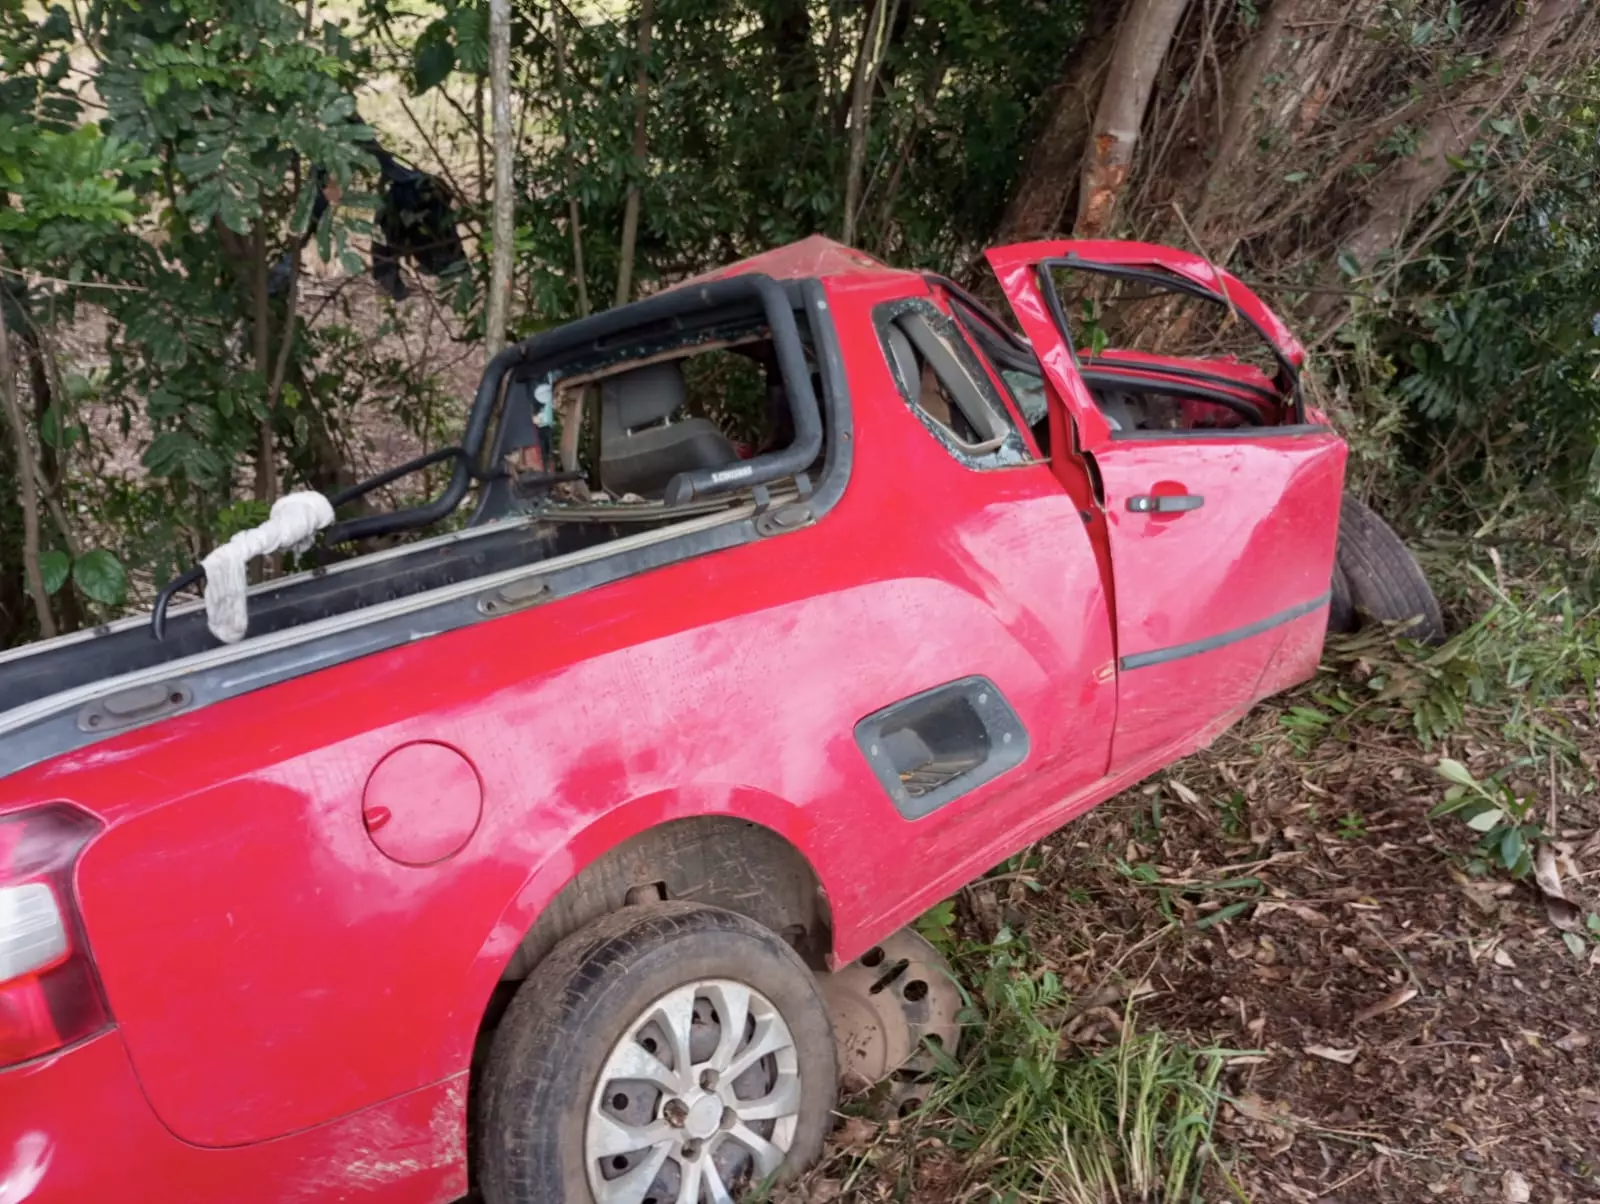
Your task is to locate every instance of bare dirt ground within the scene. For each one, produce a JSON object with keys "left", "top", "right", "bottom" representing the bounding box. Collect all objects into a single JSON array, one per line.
[{"left": 791, "top": 672, "right": 1600, "bottom": 1203}]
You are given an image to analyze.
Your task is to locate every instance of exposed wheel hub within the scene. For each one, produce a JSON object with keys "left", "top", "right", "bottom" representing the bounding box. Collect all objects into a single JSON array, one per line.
[{"left": 814, "top": 927, "right": 961, "bottom": 1110}]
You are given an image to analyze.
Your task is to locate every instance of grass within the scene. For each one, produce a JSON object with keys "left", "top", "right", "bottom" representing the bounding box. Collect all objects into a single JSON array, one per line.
[{"left": 822, "top": 928, "right": 1248, "bottom": 1204}]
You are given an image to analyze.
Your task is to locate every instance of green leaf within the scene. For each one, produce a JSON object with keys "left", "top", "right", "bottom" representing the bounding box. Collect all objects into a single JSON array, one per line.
[
  {"left": 1195, "top": 901, "right": 1253, "bottom": 930},
  {"left": 339, "top": 248, "right": 365, "bottom": 275},
  {"left": 1562, "top": 931, "right": 1586, "bottom": 958},
  {"left": 40, "top": 550, "right": 71, "bottom": 596},
  {"left": 291, "top": 181, "right": 317, "bottom": 235},
  {"left": 1464, "top": 805, "right": 1504, "bottom": 832},
  {"left": 413, "top": 24, "right": 456, "bottom": 94},
  {"left": 1337, "top": 250, "right": 1359, "bottom": 278},
  {"left": 1436, "top": 758, "right": 1477, "bottom": 788},
  {"left": 143, "top": 68, "right": 171, "bottom": 105},
  {"left": 1498, "top": 826, "right": 1525, "bottom": 870},
  {"left": 452, "top": 3, "right": 490, "bottom": 75},
  {"left": 73, "top": 550, "right": 128, "bottom": 607}
]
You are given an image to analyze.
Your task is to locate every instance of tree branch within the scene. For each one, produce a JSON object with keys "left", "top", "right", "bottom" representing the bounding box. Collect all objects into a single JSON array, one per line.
[
  {"left": 486, "top": 0, "right": 516, "bottom": 353},
  {"left": 841, "top": 0, "right": 898, "bottom": 247},
  {"left": 552, "top": 7, "right": 592, "bottom": 317},
  {"left": 251, "top": 221, "right": 277, "bottom": 506},
  {"left": 0, "top": 295, "right": 56, "bottom": 639},
  {"left": 614, "top": 0, "right": 656, "bottom": 307}
]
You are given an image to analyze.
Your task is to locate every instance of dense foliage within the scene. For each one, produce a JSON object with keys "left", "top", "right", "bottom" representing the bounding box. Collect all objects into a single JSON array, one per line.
[{"left": 1, "top": 0, "right": 1596, "bottom": 648}]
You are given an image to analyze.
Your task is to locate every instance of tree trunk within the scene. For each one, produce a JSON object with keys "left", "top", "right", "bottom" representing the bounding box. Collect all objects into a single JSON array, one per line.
[
  {"left": 0, "top": 296, "right": 55, "bottom": 639},
  {"left": 1177, "top": 0, "right": 1397, "bottom": 250},
  {"left": 486, "top": 0, "right": 516, "bottom": 353},
  {"left": 552, "top": 7, "right": 591, "bottom": 318},
  {"left": 250, "top": 222, "right": 277, "bottom": 506},
  {"left": 475, "top": 76, "right": 489, "bottom": 209},
  {"left": 614, "top": 0, "right": 656, "bottom": 308},
  {"left": 997, "top": 8, "right": 1119, "bottom": 242},
  {"left": 841, "top": 0, "right": 897, "bottom": 248},
  {"left": 1075, "top": 0, "right": 1192, "bottom": 238},
  {"left": 20, "top": 324, "right": 84, "bottom": 633}
]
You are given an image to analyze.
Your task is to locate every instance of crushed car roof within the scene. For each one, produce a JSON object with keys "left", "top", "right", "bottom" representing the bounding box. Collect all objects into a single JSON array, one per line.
[{"left": 675, "top": 234, "right": 913, "bottom": 286}]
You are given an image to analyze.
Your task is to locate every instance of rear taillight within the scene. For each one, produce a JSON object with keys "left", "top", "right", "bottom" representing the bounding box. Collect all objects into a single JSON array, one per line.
[{"left": 0, "top": 805, "right": 109, "bottom": 1066}]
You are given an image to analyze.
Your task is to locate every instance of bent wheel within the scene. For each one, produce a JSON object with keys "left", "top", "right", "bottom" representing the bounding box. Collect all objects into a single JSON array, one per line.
[
  {"left": 815, "top": 928, "right": 961, "bottom": 1114},
  {"left": 480, "top": 902, "right": 837, "bottom": 1204}
]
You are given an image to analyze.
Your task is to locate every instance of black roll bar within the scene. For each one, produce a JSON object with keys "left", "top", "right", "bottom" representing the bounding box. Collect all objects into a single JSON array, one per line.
[{"left": 150, "top": 272, "right": 821, "bottom": 639}]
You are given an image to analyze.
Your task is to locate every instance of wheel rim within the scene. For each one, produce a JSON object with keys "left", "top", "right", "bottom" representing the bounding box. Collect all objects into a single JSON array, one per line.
[{"left": 584, "top": 978, "right": 802, "bottom": 1204}]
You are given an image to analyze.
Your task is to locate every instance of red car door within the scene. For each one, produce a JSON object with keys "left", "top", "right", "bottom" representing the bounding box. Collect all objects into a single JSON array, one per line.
[{"left": 986, "top": 241, "right": 1346, "bottom": 770}]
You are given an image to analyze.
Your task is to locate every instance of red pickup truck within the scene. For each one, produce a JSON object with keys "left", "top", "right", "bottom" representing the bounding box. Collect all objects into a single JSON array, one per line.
[{"left": 0, "top": 237, "right": 1437, "bottom": 1204}]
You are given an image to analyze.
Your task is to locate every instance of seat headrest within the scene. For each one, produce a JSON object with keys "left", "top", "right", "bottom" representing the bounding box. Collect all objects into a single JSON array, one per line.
[{"left": 600, "top": 361, "right": 688, "bottom": 434}]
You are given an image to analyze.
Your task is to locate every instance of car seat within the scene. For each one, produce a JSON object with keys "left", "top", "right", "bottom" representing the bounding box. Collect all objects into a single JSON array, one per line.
[{"left": 598, "top": 360, "right": 740, "bottom": 498}]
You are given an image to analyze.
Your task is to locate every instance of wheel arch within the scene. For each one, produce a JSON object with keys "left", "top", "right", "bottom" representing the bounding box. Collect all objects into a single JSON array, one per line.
[
  {"left": 500, "top": 811, "right": 836, "bottom": 983},
  {"left": 464, "top": 789, "right": 840, "bottom": 1053}
]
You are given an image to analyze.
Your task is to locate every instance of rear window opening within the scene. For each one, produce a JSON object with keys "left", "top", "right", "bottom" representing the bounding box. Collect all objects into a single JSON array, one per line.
[
  {"left": 471, "top": 322, "right": 829, "bottom": 538},
  {"left": 519, "top": 333, "right": 821, "bottom": 516}
]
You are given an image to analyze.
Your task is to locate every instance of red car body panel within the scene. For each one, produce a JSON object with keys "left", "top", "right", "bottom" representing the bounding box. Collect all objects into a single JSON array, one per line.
[
  {"left": 6, "top": 1032, "right": 467, "bottom": 1202},
  {"left": 0, "top": 238, "right": 1342, "bottom": 1202}
]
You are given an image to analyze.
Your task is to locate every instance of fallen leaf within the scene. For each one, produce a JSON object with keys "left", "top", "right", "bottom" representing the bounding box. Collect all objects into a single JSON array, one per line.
[
  {"left": 832, "top": 1115, "right": 879, "bottom": 1152},
  {"left": 1352, "top": 986, "right": 1419, "bottom": 1024},
  {"left": 1502, "top": 1169, "right": 1530, "bottom": 1203},
  {"left": 1493, "top": 946, "right": 1516, "bottom": 969},
  {"left": 1065, "top": 979, "right": 1155, "bottom": 1017},
  {"left": 1304, "top": 1044, "right": 1360, "bottom": 1065},
  {"left": 1169, "top": 780, "right": 1201, "bottom": 806},
  {"left": 1230, "top": 1093, "right": 1282, "bottom": 1123},
  {"left": 970, "top": 887, "right": 1002, "bottom": 940},
  {"left": 1536, "top": 844, "right": 1583, "bottom": 931},
  {"left": 1555, "top": 1030, "right": 1590, "bottom": 1053},
  {"left": 1549, "top": 898, "right": 1584, "bottom": 932},
  {"left": 1257, "top": 901, "right": 1330, "bottom": 927},
  {"left": 1535, "top": 844, "right": 1567, "bottom": 899}
]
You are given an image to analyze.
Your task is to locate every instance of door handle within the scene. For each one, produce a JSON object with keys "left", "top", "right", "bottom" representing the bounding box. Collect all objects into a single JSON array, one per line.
[{"left": 1127, "top": 493, "right": 1204, "bottom": 513}]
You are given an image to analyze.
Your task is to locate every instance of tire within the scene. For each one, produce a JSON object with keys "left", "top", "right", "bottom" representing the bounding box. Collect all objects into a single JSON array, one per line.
[
  {"left": 1335, "top": 493, "right": 1445, "bottom": 644},
  {"left": 1327, "top": 559, "right": 1358, "bottom": 634},
  {"left": 479, "top": 901, "right": 838, "bottom": 1204}
]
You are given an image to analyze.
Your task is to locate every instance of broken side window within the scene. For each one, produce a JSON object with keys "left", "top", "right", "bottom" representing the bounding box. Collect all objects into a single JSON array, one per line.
[{"left": 875, "top": 299, "right": 1032, "bottom": 470}]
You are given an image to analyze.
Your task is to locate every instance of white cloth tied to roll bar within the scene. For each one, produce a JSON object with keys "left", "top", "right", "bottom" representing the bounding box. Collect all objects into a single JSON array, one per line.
[{"left": 201, "top": 491, "right": 335, "bottom": 644}]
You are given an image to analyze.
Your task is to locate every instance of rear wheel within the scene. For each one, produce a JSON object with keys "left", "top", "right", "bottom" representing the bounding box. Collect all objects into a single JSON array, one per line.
[
  {"left": 1333, "top": 494, "right": 1445, "bottom": 644},
  {"left": 479, "top": 901, "right": 838, "bottom": 1204}
]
